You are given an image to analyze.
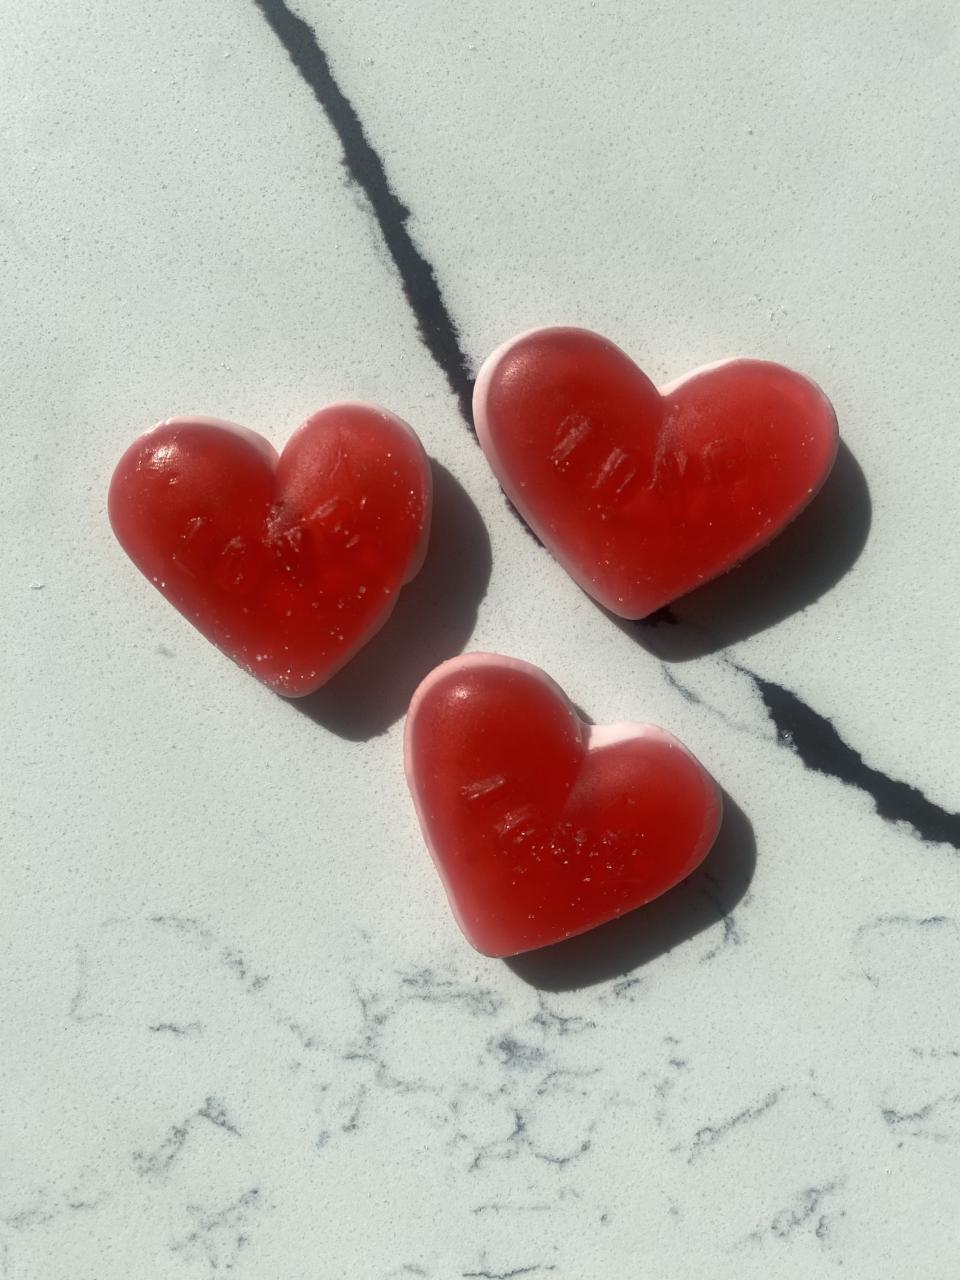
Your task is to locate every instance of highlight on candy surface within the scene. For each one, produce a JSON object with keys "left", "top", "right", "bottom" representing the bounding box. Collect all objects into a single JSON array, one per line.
[
  {"left": 404, "top": 653, "right": 722, "bottom": 958},
  {"left": 474, "top": 326, "right": 839, "bottom": 619},
  {"left": 108, "top": 404, "right": 432, "bottom": 696}
]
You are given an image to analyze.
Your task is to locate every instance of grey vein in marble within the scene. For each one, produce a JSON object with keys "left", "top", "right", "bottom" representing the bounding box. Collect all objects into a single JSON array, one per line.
[
  {"left": 132, "top": 1098, "right": 241, "bottom": 1180},
  {"left": 881, "top": 1096, "right": 960, "bottom": 1144},
  {"left": 171, "top": 1189, "right": 267, "bottom": 1276},
  {"left": 461, "top": 1267, "right": 557, "bottom": 1279},
  {"left": 742, "top": 1180, "right": 844, "bottom": 1248},
  {"left": 688, "top": 1090, "right": 785, "bottom": 1165}
]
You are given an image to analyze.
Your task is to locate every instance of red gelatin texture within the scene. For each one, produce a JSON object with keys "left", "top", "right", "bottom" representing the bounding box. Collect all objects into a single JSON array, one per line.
[
  {"left": 405, "top": 654, "right": 722, "bottom": 957},
  {"left": 108, "top": 405, "right": 432, "bottom": 695},
  {"left": 474, "top": 327, "right": 839, "bottom": 618}
]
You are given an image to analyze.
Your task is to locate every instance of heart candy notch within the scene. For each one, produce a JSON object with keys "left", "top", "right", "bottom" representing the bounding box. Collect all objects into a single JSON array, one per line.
[
  {"left": 474, "top": 327, "right": 839, "bottom": 618},
  {"left": 109, "top": 404, "right": 432, "bottom": 695},
  {"left": 405, "top": 654, "right": 722, "bottom": 957}
]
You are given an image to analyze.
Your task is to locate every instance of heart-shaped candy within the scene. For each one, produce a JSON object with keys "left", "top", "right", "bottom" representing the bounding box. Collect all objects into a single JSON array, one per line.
[
  {"left": 405, "top": 654, "right": 721, "bottom": 957},
  {"left": 474, "top": 327, "right": 838, "bottom": 618},
  {"left": 109, "top": 405, "right": 432, "bottom": 695}
]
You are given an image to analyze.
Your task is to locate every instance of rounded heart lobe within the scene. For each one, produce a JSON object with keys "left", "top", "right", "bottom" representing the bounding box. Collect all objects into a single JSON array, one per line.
[{"left": 109, "top": 405, "right": 431, "bottom": 695}]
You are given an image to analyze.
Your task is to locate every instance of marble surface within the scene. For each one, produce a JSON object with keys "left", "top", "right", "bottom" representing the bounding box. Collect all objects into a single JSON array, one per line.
[{"left": 2, "top": 1, "right": 959, "bottom": 1276}]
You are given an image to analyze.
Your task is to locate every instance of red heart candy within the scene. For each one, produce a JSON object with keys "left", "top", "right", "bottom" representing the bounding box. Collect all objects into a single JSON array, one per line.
[
  {"left": 405, "top": 654, "right": 721, "bottom": 957},
  {"left": 108, "top": 405, "right": 432, "bottom": 695},
  {"left": 474, "top": 327, "right": 838, "bottom": 618}
]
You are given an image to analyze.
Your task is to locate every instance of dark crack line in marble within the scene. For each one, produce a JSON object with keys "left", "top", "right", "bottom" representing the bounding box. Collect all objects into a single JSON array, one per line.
[
  {"left": 854, "top": 914, "right": 955, "bottom": 984},
  {"left": 882, "top": 1094, "right": 960, "bottom": 1141},
  {"left": 463, "top": 1268, "right": 557, "bottom": 1279},
  {"left": 198, "top": 1097, "right": 241, "bottom": 1136},
  {"left": 172, "top": 1188, "right": 264, "bottom": 1273},
  {"left": 770, "top": 1182, "right": 840, "bottom": 1243},
  {"left": 648, "top": 1040, "right": 691, "bottom": 1123},
  {"left": 607, "top": 975, "right": 644, "bottom": 1002},
  {"left": 138, "top": 915, "right": 331, "bottom": 1054},
  {"left": 133, "top": 1122, "right": 192, "bottom": 1178},
  {"left": 688, "top": 1089, "right": 783, "bottom": 1164},
  {"left": 697, "top": 870, "right": 744, "bottom": 962},
  {"left": 742, "top": 1181, "right": 842, "bottom": 1247},
  {"left": 534, "top": 1066, "right": 601, "bottom": 1099},
  {"left": 490, "top": 1033, "right": 547, "bottom": 1070},
  {"left": 399, "top": 968, "right": 504, "bottom": 1017},
  {"left": 3, "top": 1207, "right": 56, "bottom": 1231},
  {"left": 661, "top": 664, "right": 711, "bottom": 708},
  {"left": 466, "top": 1105, "right": 593, "bottom": 1174},
  {"left": 855, "top": 913, "right": 954, "bottom": 978},
  {"left": 674, "top": 657, "right": 960, "bottom": 850},
  {"left": 145, "top": 915, "right": 269, "bottom": 992},
  {"left": 659, "top": 665, "right": 755, "bottom": 738},
  {"left": 861, "top": 912, "right": 951, "bottom": 930},
  {"left": 133, "top": 1097, "right": 240, "bottom": 1178},
  {"left": 471, "top": 1204, "right": 552, "bottom": 1216},
  {"left": 531, "top": 994, "right": 595, "bottom": 1038},
  {"left": 251, "top": 0, "right": 474, "bottom": 423},
  {"left": 2, "top": 1191, "right": 107, "bottom": 1234},
  {"left": 730, "top": 660, "right": 960, "bottom": 848}
]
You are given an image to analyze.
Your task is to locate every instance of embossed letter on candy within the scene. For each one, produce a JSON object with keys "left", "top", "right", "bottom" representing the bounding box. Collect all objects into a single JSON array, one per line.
[
  {"left": 109, "top": 405, "right": 432, "bottom": 695},
  {"left": 474, "top": 327, "right": 839, "bottom": 618},
  {"left": 404, "top": 654, "right": 722, "bottom": 957}
]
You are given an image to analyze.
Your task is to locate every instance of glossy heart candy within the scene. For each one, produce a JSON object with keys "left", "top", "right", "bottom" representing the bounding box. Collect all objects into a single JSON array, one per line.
[
  {"left": 474, "top": 327, "right": 839, "bottom": 618},
  {"left": 109, "top": 405, "right": 432, "bottom": 695},
  {"left": 405, "top": 654, "right": 722, "bottom": 957}
]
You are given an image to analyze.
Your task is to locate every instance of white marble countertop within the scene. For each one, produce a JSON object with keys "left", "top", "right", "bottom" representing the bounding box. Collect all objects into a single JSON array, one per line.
[{"left": 2, "top": 1, "right": 959, "bottom": 1276}]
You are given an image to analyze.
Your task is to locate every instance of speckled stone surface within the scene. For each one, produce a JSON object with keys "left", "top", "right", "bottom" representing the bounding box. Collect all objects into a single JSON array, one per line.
[{"left": 2, "top": 1, "right": 959, "bottom": 1276}]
